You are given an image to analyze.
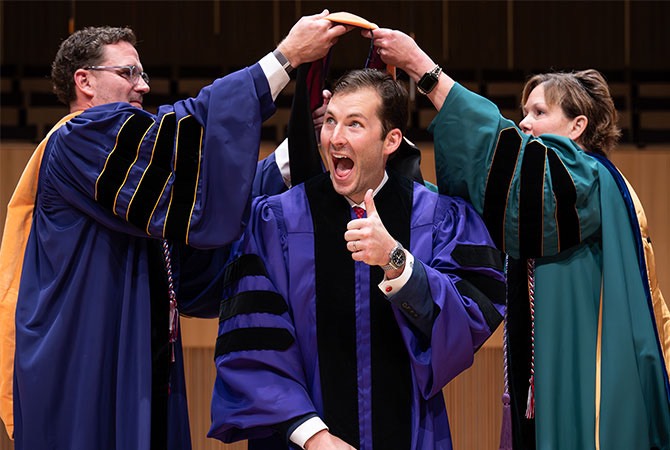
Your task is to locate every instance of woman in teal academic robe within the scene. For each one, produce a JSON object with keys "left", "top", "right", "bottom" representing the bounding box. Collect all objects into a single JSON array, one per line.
[{"left": 367, "top": 28, "right": 670, "bottom": 450}]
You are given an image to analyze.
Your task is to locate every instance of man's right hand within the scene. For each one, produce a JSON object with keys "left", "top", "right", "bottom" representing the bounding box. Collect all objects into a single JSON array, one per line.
[
  {"left": 278, "top": 10, "right": 351, "bottom": 68},
  {"left": 304, "top": 429, "right": 357, "bottom": 450},
  {"left": 312, "top": 89, "right": 332, "bottom": 143}
]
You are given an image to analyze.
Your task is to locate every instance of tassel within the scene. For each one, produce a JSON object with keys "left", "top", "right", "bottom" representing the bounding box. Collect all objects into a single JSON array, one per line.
[
  {"left": 499, "top": 255, "right": 514, "bottom": 450},
  {"left": 525, "top": 377, "right": 535, "bottom": 419},
  {"left": 499, "top": 392, "right": 513, "bottom": 450},
  {"left": 162, "top": 239, "right": 179, "bottom": 363},
  {"left": 525, "top": 258, "right": 536, "bottom": 419}
]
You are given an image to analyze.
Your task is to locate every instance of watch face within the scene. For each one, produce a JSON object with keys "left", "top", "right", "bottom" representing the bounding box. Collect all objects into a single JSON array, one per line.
[
  {"left": 391, "top": 248, "right": 406, "bottom": 267},
  {"left": 421, "top": 75, "right": 438, "bottom": 91},
  {"left": 418, "top": 69, "right": 440, "bottom": 95}
]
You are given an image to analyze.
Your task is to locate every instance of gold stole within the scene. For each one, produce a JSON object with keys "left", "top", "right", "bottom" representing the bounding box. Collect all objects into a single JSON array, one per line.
[
  {"left": 0, "top": 111, "right": 82, "bottom": 438},
  {"left": 621, "top": 176, "right": 670, "bottom": 377}
]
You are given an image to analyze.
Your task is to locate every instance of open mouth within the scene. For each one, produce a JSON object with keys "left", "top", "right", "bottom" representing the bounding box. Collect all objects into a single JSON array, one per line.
[{"left": 332, "top": 154, "right": 354, "bottom": 179}]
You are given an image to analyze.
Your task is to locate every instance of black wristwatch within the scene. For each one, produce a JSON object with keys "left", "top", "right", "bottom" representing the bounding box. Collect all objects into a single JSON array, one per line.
[
  {"left": 381, "top": 241, "right": 406, "bottom": 271},
  {"left": 416, "top": 65, "right": 442, "bottom": 95},
  {"left": 272, "top": 48, "right": 294, "bottom": 74}
]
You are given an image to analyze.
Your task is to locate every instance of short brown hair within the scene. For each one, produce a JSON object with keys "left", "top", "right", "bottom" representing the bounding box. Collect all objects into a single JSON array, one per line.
[
  {"left": 521, "top": 69, "right": 621, "bottom": 157},
  {"left": 332, "top": 69, "right": 408, "bottom": 139},
  {"left": 51, "top": 26, "right": 137, "bottom": 105}
]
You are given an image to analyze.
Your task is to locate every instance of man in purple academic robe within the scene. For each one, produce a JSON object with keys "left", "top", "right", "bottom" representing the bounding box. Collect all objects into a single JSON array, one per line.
[{"left": 209, "top": 69, "right": 506, "bottom": 450}]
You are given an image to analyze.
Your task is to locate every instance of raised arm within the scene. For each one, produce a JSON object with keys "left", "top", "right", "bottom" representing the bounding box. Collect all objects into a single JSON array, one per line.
[{"left": 364, "top": 28, "right": 454, "bottom": 111}]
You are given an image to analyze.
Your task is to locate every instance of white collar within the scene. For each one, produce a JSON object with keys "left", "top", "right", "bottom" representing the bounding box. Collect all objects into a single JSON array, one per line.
[{"left": 344, "top": 171, "right": 389, "bottom": 209}]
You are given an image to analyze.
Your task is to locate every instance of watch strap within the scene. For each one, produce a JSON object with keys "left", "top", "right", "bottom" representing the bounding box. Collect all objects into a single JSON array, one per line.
[{"left": 273, "top": 48, "right": 294, "bottom": 74}]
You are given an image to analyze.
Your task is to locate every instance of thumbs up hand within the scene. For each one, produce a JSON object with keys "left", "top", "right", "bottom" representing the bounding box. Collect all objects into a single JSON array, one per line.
[{"left": 345, "top": 189, "right": 397, "bottom": 266}]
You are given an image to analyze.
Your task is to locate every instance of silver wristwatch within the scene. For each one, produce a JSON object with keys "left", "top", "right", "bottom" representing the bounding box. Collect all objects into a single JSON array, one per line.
[{"left": 381, "top": 241, "right": 406, "bottom": 271}]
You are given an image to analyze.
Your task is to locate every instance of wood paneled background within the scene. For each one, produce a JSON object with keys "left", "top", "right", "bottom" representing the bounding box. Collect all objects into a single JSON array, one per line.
[
  {"left": 1, "top": 141, "right": 669, "bottom": 450},
  {"left": 4, "top": 1, "right": 669, "bottom": 144},
  {"left": 3, "top": 1, "right": 669, "bottom": 73}
]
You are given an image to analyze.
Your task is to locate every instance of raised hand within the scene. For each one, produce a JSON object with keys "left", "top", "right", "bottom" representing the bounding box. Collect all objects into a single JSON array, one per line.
[
  {"left": 344, "top": 189, "right": 396, "bottom": 267},
  {"left": 360, "top": 28, "right": 433, "bottom": 80},
  {"left": 279, "top": 10, "right": 351, "bottom": 68},
  {"left": 361, "top": 27, "right": 454, "bottom": 110}
]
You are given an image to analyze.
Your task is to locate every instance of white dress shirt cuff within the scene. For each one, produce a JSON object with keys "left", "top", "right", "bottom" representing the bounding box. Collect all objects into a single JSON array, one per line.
[
  {"left": 259, "top": 52, "right": 291, "bottom": 101},
  {"left": 274, "top": 138, "right": 291, "bottom": 188},
  {"left": 289, "top": 416, "right": 329, "bottom": 449},
  {"left": 378, "top": 250, "right": 415, "bottom": 297}
]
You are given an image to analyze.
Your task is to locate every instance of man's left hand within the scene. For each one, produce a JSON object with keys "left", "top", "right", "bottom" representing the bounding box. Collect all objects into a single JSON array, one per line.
[{"left": 345, "top": 189, "right": 396, "bottom": 266}]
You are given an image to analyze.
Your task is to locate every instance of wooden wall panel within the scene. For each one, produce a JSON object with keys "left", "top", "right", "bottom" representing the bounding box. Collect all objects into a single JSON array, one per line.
[
  {"left": 514, "top": 1, "right": 626, "bottom": 70},
  {"left": 446, "top": 1, "right": 508, "bottom": 69},
  {"left": 0, "top": 143, "right": 33, "bottom": 234},
  {"left": 443, "top": 346, "right": 504, "bottom": 450},
  {"left": 183, "top": 346, "right": 243, "bottom": 450},
  {"left": 610, "top": 148, "right": 670, "bottom": 293},
  {"left": 3, "top": 1, "right": 670, "bottom": 73},
  {"left": 630, "top": 1, "right": 670, "bottom": 69},
  {"left": 0, "top": 427, "right": 10, "bottom": 450}
]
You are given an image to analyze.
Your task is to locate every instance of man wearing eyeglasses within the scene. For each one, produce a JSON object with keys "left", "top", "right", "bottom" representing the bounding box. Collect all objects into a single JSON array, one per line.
[
  {"left": 0, "top": 12, "right": 348, "bottom": 450},
  {"left": 85, "top": 64, "right": 150, "bottom": 86}
]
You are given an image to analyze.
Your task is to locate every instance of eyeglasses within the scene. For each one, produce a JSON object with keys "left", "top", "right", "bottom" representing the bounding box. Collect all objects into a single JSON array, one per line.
[{"left": 84, "top": 65, "right": 150, "bottom": 86}]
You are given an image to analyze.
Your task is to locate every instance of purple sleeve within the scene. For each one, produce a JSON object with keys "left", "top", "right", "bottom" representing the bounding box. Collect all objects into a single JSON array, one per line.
[
  {"left": 391, "top": 191, "right": 506, "bottom": 399},
  {"left": 208, "top": 197, "right": 317, "bottom": 443},
  {"left": 43, "top": 63, "right": 275, "bottom": 248},
  {"left": 253, "top": 152, "right": 288, "bottom": 198}
]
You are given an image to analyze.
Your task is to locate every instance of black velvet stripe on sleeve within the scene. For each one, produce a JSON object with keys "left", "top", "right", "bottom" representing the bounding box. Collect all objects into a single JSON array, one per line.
[
  {"left": 454, "top": 270, "right": 506, "bottom": 306},
  {"left": 547, "top": 149, "right": 581, "bottom": 251},
  {"left": 214, "top": 327, "right": 294, "bottom": 357},
  {"left": 95, "top": 113, "right": 155, "bottom": 212},
  {"left": 126, "top": 113, "right": 177, "bottom": 233},
  {"left": 518, "top": 140, "right": 547, "bottom": 258},
  {"left": 455, "top": 278, "right": 503, "bottom": 332},
  {"left": 306, "top": 173, "right": 361, "bottom": 449},
  {"left": 451, "top": 244, "right": 504, "bottom": 271},
  {"left": 164, "top": 115, "right": 203, "bottom": 242},
  {"left": 483, "top": 128, "right": 523, "bottom": 252},
  {"left": 219, "top": 290, "right": 288, "bottom": 323},
  {"left": 222, "top": 254, "right": 268, "bottom": 289}
]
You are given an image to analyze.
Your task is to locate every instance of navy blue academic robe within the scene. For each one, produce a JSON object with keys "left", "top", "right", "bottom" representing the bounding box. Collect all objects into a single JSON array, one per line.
[{"left": 13, "top": 63, "right": 275, "bottom": 450}]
